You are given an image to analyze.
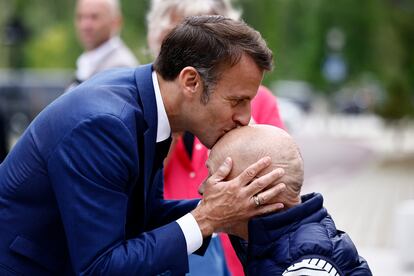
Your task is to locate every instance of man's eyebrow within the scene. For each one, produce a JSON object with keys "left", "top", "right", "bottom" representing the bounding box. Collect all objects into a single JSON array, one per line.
[{"left": 228, "top": 95, "right": 251, "bottom": 100}]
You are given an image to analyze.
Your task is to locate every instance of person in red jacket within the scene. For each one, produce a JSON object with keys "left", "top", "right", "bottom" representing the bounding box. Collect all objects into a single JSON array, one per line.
[{"left": 147, "top": 1, "right": 285, "bottom": 275}]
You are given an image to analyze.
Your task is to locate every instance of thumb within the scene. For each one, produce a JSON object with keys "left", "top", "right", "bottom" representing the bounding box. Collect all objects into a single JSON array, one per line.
[{"left": 212, "top": 157, "right": 232, "bottom": 183}]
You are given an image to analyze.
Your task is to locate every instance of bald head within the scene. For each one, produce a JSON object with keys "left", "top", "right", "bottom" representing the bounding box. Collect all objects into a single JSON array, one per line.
[
  {"left": 75, "top": 0, "right": 122, "bottom": 51},
  {"left": 207, "top": 125, "right": 304, "bottom": 207}
]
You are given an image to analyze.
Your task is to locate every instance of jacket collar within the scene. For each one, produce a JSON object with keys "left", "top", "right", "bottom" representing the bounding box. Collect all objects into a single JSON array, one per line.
[{"left": 248, "top": 193, "right": 327, "bottom": 245}]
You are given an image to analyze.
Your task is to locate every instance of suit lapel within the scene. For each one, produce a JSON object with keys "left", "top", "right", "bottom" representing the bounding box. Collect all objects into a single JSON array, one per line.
[{"left": 134, "top": 64, "right": 157, "bottom": 211}]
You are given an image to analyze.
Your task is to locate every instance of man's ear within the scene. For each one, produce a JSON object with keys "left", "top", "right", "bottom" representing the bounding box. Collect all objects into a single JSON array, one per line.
[{"left": 178, "top": 66, "right": 202, "bottom": 97}]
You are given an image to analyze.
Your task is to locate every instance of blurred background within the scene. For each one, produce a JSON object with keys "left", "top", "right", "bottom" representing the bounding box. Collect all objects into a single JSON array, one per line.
[{"left": 0, "top": 0, "right": 413, "bottom": 274}]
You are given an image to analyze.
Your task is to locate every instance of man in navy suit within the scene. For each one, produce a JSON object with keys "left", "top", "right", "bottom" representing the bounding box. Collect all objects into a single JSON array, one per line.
[{"left": 0, "top": 16, "right": 286, "bottom": 275}]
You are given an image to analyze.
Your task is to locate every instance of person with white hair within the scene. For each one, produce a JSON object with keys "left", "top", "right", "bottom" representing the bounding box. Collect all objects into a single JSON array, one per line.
[
  {"left": 146, "top": 0, "right": 285, "bottom": 275},
  {"left": 147, "top": 0, "right": 241, "bottom": 57},
  {"left": 73, "top": 0, "right": 138, "bottom": 84}
]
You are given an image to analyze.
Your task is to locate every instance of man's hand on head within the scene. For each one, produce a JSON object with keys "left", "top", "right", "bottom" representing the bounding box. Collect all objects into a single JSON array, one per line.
[{"left": 191, "top": 156, "right": 286, "bottom": 237}]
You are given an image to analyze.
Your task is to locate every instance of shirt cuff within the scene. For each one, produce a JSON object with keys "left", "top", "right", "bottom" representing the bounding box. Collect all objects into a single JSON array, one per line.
[{"left": 176, "top": 213, "right": 203, "bottom": 255}]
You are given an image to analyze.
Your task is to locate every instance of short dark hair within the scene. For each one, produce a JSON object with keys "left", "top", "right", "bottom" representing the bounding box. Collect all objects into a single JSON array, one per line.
[{"left": 153, "top": 15, "right": 273, "bottom": 103}]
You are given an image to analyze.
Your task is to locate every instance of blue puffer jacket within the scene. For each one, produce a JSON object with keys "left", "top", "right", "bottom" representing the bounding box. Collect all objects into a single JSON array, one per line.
[{"left": 239, "top": 193, "right": 372, "bottom": 275}]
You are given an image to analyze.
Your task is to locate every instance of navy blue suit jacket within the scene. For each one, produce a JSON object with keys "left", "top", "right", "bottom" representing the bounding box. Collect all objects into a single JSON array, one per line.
[{"left": 0, "top": 64, "right": 199, "bottom": 275}]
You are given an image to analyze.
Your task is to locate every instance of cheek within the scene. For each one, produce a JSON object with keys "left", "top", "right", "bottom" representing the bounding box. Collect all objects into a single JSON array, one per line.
[
  {"left": 94, "top": 16, "right": 110, "bottom": 29},
  {"left": 214, "top": 106, "right": 234, "bottom": 123},
  {"left": 202, "top": 100, "right": 234, "bottom": 129},
  {"left": 98, "top": 21, "right": 111, "bottom": 32}
]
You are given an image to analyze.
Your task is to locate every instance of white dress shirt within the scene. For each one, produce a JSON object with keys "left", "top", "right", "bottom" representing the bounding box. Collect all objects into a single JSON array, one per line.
[{"left": 152, "top": 71, "right": 203, "bottom": 255}]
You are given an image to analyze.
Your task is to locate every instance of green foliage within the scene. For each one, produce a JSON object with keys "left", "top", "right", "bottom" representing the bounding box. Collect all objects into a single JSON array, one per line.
[
  {"left": 1, "top": 0, "right": 413, "bottom": 119},
  {"left": 241, "top": 0, "right": 414, "bottom": 118},
  {"left": 240, "top": 0, "right": 325, "bottom": 86},
  {"left": 119, "top": 0, "right": 151, "bottom": 63},
  {"left": 376, "top": 77, "right": 413, "bottom": 120},
  {"left": 24, "top": 23, "right": 81, "bottom": 68}
]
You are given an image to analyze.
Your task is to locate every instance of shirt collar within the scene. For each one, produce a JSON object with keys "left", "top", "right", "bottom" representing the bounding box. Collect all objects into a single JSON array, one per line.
[
  {"left": 152, "top": 70, "right": 171, "bottom": 142},
  {"left": 76, "top": 36, "right": 122, "bottom": 81}
]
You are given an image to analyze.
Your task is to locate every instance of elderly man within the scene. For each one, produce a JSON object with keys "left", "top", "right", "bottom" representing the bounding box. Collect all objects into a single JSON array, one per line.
[
  {"left": 74, "top": 0, "right": 138, "bottom": 84},
  {"left": 0, "top": 16, "right": 286, "bottom": 275},
  {"left": 206, "top": 125, "right": 373, "bottom": 276}
]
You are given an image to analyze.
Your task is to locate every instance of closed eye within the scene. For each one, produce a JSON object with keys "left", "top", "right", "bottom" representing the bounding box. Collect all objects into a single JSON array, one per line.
[{"left": 230, "top": 98, "right": 248, "bottom": 107}]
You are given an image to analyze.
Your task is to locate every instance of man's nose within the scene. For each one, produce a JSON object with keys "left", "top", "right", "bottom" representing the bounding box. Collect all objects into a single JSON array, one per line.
[{"left": 233, "top": 108, "right": 251, "bottom": 127}]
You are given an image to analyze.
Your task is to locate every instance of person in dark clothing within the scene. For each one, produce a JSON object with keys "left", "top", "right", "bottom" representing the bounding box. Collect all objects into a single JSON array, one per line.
[{"left": 205, "top": 124, "right": 372, "bottom": 276}]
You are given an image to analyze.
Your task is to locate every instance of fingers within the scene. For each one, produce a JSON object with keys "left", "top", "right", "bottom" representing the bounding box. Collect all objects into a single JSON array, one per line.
[
  {"left": 198, "top": 180, "right": 206, "bottom": 195},
  {"left": 206, "top": 157, "right": 233, "bottom": 185},
  {"left": 201, "top": 157, "right": 232, "bottom": 195},
  {"left": 237, "top": 156, "right": 272, "bottom": 186},
  {"left": 255, "top": 183, "right": 286, "bottom": 205},
  {"left": 244, "top": 168, "right": 284, "bottom": 196}
]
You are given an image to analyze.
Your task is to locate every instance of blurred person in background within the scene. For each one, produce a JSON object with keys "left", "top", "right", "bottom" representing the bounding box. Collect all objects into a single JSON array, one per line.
[
  {"left": 73, "top": 0, "right": 138, "bottom": 85},
  {"left": 147, "top": 0, "right": 285, "bottom": 275},
  {"left": 207, "top": 124, "right": 372, "bottom": 276}
]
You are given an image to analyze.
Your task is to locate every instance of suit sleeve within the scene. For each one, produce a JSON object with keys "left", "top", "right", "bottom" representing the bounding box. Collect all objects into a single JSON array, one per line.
[
  {"left": 147, "top": 170, "right": 211, "bottom": 256},
  {"left": 48, "top": 114, "right": 189, "bottom": 275},
  {"left": 147, "top": 169, "right": 199, "bottom": 228}
]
